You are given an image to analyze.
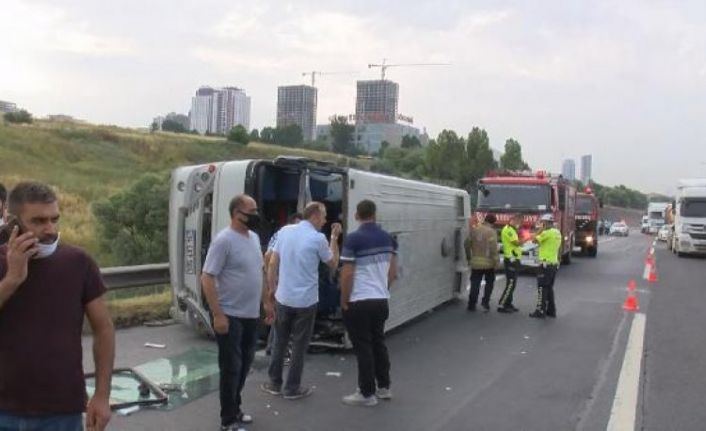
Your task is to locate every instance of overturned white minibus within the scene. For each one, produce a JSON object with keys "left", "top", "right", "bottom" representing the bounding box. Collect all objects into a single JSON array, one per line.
[{"left": 169, "top": 157, "right": 470, "bottom": 347}]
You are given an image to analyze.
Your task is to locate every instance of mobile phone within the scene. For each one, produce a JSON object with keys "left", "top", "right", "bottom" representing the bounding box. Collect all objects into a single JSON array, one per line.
[{"left": 1, "top": 216, "right": 23, "bottom": 238}]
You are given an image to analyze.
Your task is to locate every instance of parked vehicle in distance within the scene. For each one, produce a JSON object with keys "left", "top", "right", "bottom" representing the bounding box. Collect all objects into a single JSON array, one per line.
[
  {"left": 641, "top": 215, "right": 649, "bottom": 233},
  {"left": 574, "top": 190, "right": 601, "bottom": 257},
  {"left": 610, "top": 222, "right": 629, "bottom": 236},
  {"left": 646, "top": 202, "right": 670, "bottom": 234},
  {"left": 657, "top": 224, "right": 671, "bottom": 242},
  {"left": 670, "top": 179, "right": 706, "bottom": 256}
]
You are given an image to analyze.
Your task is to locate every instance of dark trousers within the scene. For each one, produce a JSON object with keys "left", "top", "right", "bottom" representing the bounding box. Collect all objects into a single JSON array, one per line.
[
  {"left": 343, "top": 299, "right": 391, "bottom": 397},
  {"left": 268, "top": 302, "right": 317, "bottom": 395},
  {"left": 499, "top": 258, "right": 520, "bottom": 307},
  {"left": 469, "top": 268, "right": 496, "bottom": 306},
  {"left": 536, "top": 265, "right": 558, "bottom": 314},
  {"left": 216, "top": 316, "right": 258, "bottom": 426}
]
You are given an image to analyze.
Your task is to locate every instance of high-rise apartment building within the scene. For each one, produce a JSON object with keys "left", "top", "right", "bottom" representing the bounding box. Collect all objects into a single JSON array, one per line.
[
  {"left": 277, "top": 85, "right": 317, "bottom": 141},
  {"left": 189, "top": 86, "right": 250, "bottom": 135},
  {"left": 581, "top": 154, "right": 593, "bottom": 184},
  {"left": 562, "top": 159, "right": 576, "bottom": 181},
  {"left": 355, "top": 80, "right": 399, "bottom": 124}
]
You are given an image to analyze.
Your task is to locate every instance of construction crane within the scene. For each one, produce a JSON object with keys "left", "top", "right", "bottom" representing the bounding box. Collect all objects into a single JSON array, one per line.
[
  {"left": 367, "top": 58, "right": 450, "bottom": 80},
  {"left": 302, "top": 71, "right": 356, "bottom": 87}
]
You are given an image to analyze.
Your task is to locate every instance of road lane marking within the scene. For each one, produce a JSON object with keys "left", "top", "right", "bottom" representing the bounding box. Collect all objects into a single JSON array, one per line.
[{"left": 607, "top": 312, "right": 646, "bottom": 431}]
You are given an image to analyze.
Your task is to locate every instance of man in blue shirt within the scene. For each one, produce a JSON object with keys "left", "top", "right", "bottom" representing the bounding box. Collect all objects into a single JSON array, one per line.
[
  {"left": 340, "top": 200, "right": 397, "bottom": 407},
  {"left": 262, "top": 202, "right": 341, "bottom": 400}
]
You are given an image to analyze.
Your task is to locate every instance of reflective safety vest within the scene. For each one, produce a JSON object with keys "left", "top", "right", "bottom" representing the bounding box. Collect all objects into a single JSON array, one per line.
[
  {"left": 501, "top": 225, "right": 522, "bottom": 259},
  {"left": 536, "top": 227, "right": 562, "bottom": 264}
]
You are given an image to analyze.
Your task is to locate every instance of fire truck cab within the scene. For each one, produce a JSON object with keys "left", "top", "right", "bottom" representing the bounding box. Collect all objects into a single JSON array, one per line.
[
  {"left": 574, "top": 189, "right": 601, "bottom": 257},
  {"left": 474, "top": 171, "right": 577, "bottom": 268}
]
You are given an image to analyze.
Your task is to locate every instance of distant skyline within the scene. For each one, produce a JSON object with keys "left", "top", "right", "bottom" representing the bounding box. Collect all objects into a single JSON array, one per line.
[{"left": 3, "top": 0, "right": 706, "bottom": 194}]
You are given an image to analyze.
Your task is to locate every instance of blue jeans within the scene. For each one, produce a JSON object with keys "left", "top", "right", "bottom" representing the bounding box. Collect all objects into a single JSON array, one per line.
[{"left": 0, "top": 412, "right": 82, "bottom": 431}]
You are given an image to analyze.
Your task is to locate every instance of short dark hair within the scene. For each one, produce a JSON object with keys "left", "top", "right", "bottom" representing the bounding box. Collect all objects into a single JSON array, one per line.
[
  {"left": 0, "top": 183, "right": 6, "bottom": 204},
  {"left": 484, "top": 213, "right": 497, "bottom": 224},
  {"left": 356, "top": 200, "right": 376, "bottom": 220},
  {"left": 228, "top": 194, "right": 249, "bottom": 218},
  {"left": 288, "top": 212, "right": 303, "bottom": 223},
  {"left": 303, "top": 202, "right": 324, "bottom": 220},
  {"left": 8, "top": 182, "right": 57, "bottom": 215}
]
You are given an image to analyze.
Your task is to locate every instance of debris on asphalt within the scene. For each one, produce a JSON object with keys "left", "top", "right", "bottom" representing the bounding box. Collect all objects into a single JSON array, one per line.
[
  {"left": 326, "top": 371, "right": 342, "bottom": 377},
  {"left": 117, "top": 405, "right": 140, "bottom": 416},
  {"left": 144, "top": 342, "right": 166, "bottom": 349},
  {"left": 445, "top": 387, "right": 452, "bottom": 391}
]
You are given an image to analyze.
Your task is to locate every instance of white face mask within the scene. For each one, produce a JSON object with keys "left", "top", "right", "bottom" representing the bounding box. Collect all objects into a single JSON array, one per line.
[{"left": 34, "top": 234, "right": 60, "bottom": 259}]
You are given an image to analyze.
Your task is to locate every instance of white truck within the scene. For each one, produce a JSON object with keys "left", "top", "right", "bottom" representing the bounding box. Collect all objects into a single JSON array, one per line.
[
  {"left": 646, "top": 202, "right": 670, "bottom": 234},
  {"left": 168, "top": 157, "right": 471, "bottom": 347},
  {"left": 670, "top": 179, "right": 706, "bottom": 256}
]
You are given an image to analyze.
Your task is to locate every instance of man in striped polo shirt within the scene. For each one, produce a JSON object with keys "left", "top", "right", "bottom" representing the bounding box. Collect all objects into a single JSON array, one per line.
[{"left": 340, "top": 200, "right": 398, "bottom": 407}]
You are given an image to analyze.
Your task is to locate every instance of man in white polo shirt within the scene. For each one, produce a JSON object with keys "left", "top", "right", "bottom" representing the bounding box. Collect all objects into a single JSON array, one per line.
[
  {"left": 262, "top": 202, "right": 341, "bottom": 400},
  {"left": 339, "top": 199, "right": 397, "bottom": 407}
]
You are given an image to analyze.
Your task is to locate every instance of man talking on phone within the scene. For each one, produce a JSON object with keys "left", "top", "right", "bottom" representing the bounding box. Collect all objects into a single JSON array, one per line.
[{"left": 0, "top": 182, "right": 115, "bottom": 431}]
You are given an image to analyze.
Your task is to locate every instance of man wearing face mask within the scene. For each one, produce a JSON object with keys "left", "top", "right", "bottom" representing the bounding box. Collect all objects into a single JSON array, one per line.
[
  {"left": 201, "top": 194, "right": 272, "bottom": 431},
  {"left": 262, "top": 202, "right": 341, "bottom": 400},
  {"left": 0, "top": 182, "right": 115, "bottom": 431}
]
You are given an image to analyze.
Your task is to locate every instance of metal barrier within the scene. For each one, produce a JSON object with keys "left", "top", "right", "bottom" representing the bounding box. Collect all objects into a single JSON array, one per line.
[{"left": 100, "top": 263, "right": 170, "bottom": 291}]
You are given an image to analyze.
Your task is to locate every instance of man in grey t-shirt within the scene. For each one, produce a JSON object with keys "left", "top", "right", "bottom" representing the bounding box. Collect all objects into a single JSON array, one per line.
[{"left": 201, "top": 194, "right": 272, "bottom": 431}]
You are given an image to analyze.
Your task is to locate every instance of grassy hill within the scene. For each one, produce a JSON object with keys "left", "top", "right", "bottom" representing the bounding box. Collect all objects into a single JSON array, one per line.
[{"left": 0, "top": 120, "right": 362, "bottom": 265}]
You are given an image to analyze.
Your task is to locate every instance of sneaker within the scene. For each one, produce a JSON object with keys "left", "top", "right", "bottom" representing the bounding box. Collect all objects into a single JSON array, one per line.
[
  {"left": 507, "top": 305, "right": 520, "bottom": 312},
  {"left": 529, "top": 310, "right": 546, "bottom": 319},
  {"left": 283, "top": 386, "right": 313, "bottom": 400},
  {"left": 342, "top": 391, "right": 378, "bottom": 407},
  {"left": 497, "top": 306, "right": 513, "bottom": 313},
  {"left": 260, "top": 382, "right": 282, "bottom": 396},
  {"left": 220, "top": 424, "right": 245, "bottom": 431},
  {"left": 481, "top": 302, "right": 490, "bottom": 312},
  {"left": 236, "top": 412, "right": 253, "bottom": 424},
  {"left": 376, "top": 387, "right": 392, "bottom": 400}
]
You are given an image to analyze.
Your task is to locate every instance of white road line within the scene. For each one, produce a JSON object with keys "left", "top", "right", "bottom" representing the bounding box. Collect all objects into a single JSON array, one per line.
[{"left": 607, "top": 312, "right": 647, "bottom": 431}]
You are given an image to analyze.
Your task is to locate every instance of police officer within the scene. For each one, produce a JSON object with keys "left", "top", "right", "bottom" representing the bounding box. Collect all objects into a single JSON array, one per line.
[
  {"left": 497, "top": 215, "right": 524, "bottom": 313},
  {"left": 530, "top": 214, "right": 562, "bottom": 318}
]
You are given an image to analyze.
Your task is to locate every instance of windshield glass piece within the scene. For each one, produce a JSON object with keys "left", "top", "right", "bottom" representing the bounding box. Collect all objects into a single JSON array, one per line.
[{"left": 478, "top": 184, "right": 551, "bottom": 211}]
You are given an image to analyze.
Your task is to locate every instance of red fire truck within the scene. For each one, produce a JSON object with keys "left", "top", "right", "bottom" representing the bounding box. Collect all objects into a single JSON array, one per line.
[
  {"left": 473, "top": 171, "right": 577, "bottom": 268},
  {"left": 574, "top": 189, "right": 601, "bottom": 257}
]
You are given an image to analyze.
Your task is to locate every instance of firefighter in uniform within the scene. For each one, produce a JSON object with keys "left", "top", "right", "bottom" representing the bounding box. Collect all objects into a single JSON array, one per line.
[
  {"left": 530, "top": 214, "right": 562, "bottom": 318},
  {"left": 497, "top": 214, "right": 524, "bottom": 313},
  {"left": 465, "top": 213, "right": 499, "bottom": 312}
]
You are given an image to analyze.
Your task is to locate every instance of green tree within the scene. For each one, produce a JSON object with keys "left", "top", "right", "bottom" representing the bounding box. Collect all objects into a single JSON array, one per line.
[
  {"left": 273, "top": 124, "right": 303, "bottom": 147},
  {"left": 249, "top": 128, "right": 260, "bottom": 141},
  {"left": 161, "top": 119, "right": 187, "bottom": 133},
  {"left": 93, "top": 173, "right": 169, "bottom": 265},
  {"left": 260, "top": 127, "right": 275, "bottom": 143},
  {"left": 425, "top": 130, "right": 465, "bottom": 183},
  {"left": 499, "top": 138, "right": 530, "bottom": 170},
  {"left": 378, "top": 141, "right": 390, "bottom": 157},
  {"left": 464, "top": 127, "right": 497, "bottom": 190},
  {"left": 4, "top": 109, "right": 32, "bottom": 124},
  {"left": 401, "top": 135, "right": 422, "bottom": 149},
  {"left": 330, "top": 116, "right": 357, "bottom": 156},
  {"left": 150, "top": 121, "right": 158, "bottom": 132},
  {"left": 227, "top": 125, "right": 250, "bottom": 145}
]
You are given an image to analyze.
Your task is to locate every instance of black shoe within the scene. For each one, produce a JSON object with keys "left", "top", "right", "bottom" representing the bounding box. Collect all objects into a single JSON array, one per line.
[
  {"left": 481, "top": 302, "right": 490, "bottom": 312},
  {"left": 497, "top": 306, "right": 514, "bottom": 313},
  {"left": 467, "top": 304, "right": 476, "bottom": 312},
  {"left": 283, "top": 386, "right": 314, "bottom": 400},
  {"left": 529, "top": 310, "right": 546, "bottom": 319},
  {"left": 546, "top": 311, "right": 556, "bottom": 318},
  {"left": 507, "top": 305, "right": 519, "bottom": 312}
]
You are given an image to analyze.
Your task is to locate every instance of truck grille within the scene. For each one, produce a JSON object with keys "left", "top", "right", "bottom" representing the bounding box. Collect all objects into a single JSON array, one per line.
[{"left": 690, "top": 233, "right": 706, "bottom": 240}]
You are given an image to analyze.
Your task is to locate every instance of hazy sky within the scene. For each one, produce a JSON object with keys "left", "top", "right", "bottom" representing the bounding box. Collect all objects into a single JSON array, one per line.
[{"left": 2, "top": 0, "right": 706, "bottom": 194}]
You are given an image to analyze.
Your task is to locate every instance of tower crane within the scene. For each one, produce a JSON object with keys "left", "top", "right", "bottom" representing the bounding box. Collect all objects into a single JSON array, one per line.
[
  {"left": 367, "top": 58, "right": 450, "bottom": 80},
  {"left": 301, "top": 71, "right": 357, "bottom": 87}
]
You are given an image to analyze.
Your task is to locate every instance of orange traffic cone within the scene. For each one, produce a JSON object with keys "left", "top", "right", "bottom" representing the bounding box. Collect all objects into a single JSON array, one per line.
[
  {"left": 643, "top": 260, "right": 652, "bottom": 280},
  {"left": 623, "top": 291, "right": 640, "bottom": 311},
  {"left": 627, "top": 279, "right": 637, "bottom": 292},
  {"left": 647, "top": 263, "right": 658, "bottom": 283}
]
